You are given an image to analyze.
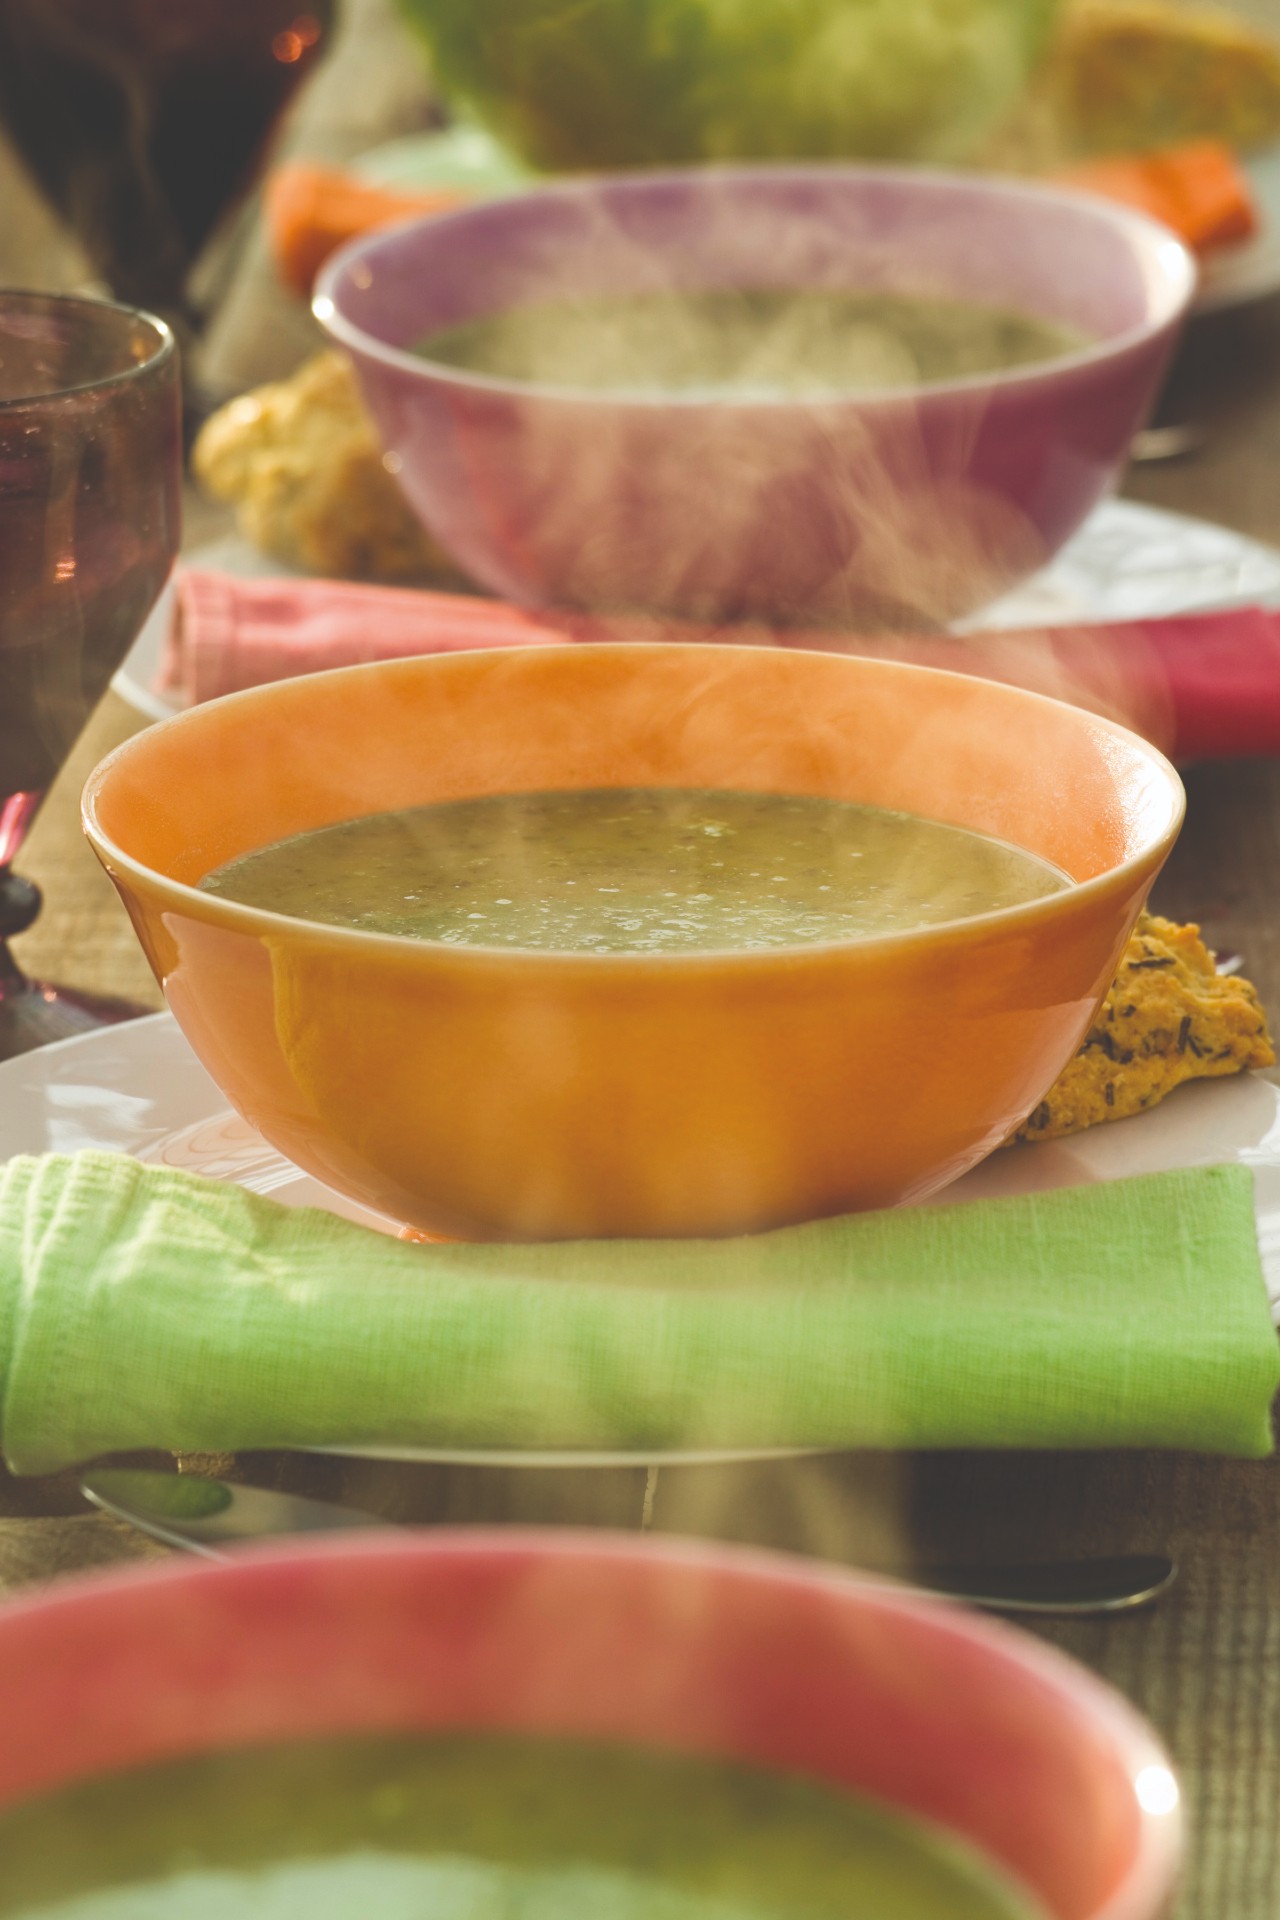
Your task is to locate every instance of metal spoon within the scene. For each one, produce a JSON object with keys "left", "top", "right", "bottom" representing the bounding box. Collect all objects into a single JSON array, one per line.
[{"left": 80, "top": 1468, "right": 1176, "bottom": 1616}]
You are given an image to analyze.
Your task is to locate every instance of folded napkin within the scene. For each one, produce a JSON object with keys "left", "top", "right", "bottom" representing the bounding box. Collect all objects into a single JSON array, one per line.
[
  {"left": 1055, "top": 140, "right": 1259, "bottom": 254},
  {"left": 157, "top": 570, "right": 1280, "bottom": 764},
  {"left": 160, "top": 572, "right": 564, "bottom": 704},
  {"left": 0, "top": 1153, "right": 1274, "bottom": 1474},
  {"left": 935, "top": 608, "right": 1280, "bottom": 763}
]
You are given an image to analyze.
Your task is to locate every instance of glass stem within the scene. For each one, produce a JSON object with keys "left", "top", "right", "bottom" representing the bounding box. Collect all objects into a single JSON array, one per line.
[
  {"left": 0, "top": 933, "right": 27, "bottom": 1004},
  {"left": 0, "top": 866, "right": 41, "bottom": 1003},
  {"left": 0, "top": 792, "right": 40, "bottom": 867},
  {"left": 0, "top": 791, "right": 44, "bottom": 1005}
]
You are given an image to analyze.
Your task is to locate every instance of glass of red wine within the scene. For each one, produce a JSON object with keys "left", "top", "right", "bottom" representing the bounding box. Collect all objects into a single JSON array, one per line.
[
  {"left": 0, "top": 1, "right": 333, "bottom": 343},
  {"left": 0, "top": 290, "right": 181, "bottom": 1060}
]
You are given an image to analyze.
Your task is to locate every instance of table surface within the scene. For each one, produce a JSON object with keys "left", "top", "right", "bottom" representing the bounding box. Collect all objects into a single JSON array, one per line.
[{"left": 6, "top": 5, "right": 1280, "bottom": 1913}]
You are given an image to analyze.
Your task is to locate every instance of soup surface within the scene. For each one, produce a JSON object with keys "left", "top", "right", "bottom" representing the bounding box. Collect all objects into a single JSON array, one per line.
[
  {"left": 412, "top": 288, "right": 1089, "bottom": 395},
  {"left": 0, "top": 1733, "right": 1045, "bottom": 1919},
  {"left": 199, "top": 788, "right": 1069, "bottom": 952}
]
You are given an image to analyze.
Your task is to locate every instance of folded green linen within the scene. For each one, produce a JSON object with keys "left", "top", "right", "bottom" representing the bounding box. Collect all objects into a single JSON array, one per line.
[{"left": 0, "top": 1152, "right": 1275, "bottom": 1473}]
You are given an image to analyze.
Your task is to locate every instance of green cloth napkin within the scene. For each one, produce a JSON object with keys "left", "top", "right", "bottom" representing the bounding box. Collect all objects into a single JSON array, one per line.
[{"left": 0, "top": 1151, "right": 1275, "bottom": 1473}]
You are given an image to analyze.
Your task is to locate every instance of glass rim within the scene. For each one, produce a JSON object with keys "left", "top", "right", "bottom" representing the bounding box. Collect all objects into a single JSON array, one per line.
[{"left": 0, "top": 288, "right": 176, "bottom": 410}]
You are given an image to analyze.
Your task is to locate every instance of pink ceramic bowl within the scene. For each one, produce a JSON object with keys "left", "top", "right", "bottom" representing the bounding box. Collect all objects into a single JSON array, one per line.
[
  {"left": 316, "top": 165, "right": 1195, "bottom": 628},
  {"left": 0, "top": 1532, "right": 1179, "bottom": 1919}
]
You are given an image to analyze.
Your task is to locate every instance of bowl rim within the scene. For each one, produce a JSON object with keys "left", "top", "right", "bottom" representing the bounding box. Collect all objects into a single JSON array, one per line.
[
  {"left": 0, "top": 1528, "right": 1182, "bottom": 1920},
  {"left": 82, "top": 642, "right": 1186, "bottom": 973},
  {"left": 313, "top": 160, "right": 1198, "bottom": 413}
]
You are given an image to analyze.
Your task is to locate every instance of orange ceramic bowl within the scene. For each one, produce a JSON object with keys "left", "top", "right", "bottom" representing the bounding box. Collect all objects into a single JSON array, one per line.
[{"left": 83, "top": 644, "right": 1183, "bottom": 1240}]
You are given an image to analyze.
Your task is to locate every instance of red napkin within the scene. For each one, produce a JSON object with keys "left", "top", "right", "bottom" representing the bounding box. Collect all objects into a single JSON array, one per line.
[
  {"left": 161, "top": 572, "right": 565, "bottom": 704},
  {"left": 1054, "top": 140, "right": 1259, "bottom": 255},
  {"left": 857, "top": 608, "right": 1280, "bottom": 762},
  {"left": 158, "top": 570, "right": 1280, "bottom": 764},
  {"left": 264, "top": 163, "right": 469, "bottom": 298}
]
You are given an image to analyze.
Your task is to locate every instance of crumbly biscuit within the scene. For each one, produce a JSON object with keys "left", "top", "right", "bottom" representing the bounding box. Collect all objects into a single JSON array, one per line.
[
  {"left": 981, "top": 0, "right": 1280, "bottom": 168},
  {"left": 1050, "top": 0, "right": 1280, "bottom": 156},
  {"left": 1015, "top": 914, "right": 1275, "bottom": 1142},
  {"left": 193, "top": 351, "right": 465, "bottom": 585}
]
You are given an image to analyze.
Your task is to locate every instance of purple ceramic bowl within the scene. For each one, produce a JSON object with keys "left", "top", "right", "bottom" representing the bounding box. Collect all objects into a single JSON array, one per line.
[{"left": 315, "top": 166, "right": 1195, "bottom": 629}]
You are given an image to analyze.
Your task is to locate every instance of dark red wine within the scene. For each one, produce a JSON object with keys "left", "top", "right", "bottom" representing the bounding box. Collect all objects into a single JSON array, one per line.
[
  {"left": 0, "top": 0, "right": 334, "bottom": 315},
  {"left": 0, "top": 297, "right": 181, "bottom": 811},
  {"left": 0, "top": 292, "right": 180, "bottom": 1058}
]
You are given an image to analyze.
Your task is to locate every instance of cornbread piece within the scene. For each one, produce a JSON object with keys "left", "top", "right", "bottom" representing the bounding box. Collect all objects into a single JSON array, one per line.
[
  {"left": 1048, "top": 0, "right": 1280, "bottom": 157},
  {"left": 980, "top": 0, "right": 1280, "bottom": 168},
  {"left": 1016, "top": 913, "right": 1275, "bottom": 1142},
  {"left": 192, "top": 351, "right": 466, "bottom": 585}
]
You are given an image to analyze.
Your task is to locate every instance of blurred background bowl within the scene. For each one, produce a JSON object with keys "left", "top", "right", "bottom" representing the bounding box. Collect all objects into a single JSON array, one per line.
[
  {"left": 316, "top": 166, "right": 1195, "bottom": 631},
  {"left": 85, "top": 644, "right": 1182, "bottom": 1242},
  {"left": 0, "top": 1532, "right": 1180, "bottom": 1920},
  {"left": 390, "top": 0, "right": 1061, "bottom": 171}
]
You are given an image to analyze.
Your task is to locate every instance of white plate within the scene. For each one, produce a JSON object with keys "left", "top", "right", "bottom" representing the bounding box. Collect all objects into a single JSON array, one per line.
[
  {"left": 2, "top": 1013, "right": 1278, "bottom": 1467},
  {"left": 112, "top": 498, "right": 1280, "bottom": 721},
  {"left": 1197, "top": 145, "right": 1280, "bottom": 316},
  {"left": 353, "top": 124, "right": 534, "bottom": 198}
]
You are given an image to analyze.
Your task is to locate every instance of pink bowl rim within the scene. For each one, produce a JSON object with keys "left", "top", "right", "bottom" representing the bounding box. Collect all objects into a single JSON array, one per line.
[
  {"left": 81, "top": 642, "right": 1186, "bottom": 974},
  {"left": 313, "top": 161, "right": 1198, "bottom": 413},
  {"left": 0, "top": 1528, "right": 1181, "bottom": 1920}
]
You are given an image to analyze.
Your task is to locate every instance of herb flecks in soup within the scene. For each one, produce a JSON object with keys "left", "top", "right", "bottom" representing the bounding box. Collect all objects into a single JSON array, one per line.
[
  {"left": 0, "top": 1734, "right": 1046, "bottom": 1919},
  {"left": 199, "top": 788, "right": 1068, "bottom": 953},
  {"left": 413, "top": 289, "right": 1089, "bottom": 396}
]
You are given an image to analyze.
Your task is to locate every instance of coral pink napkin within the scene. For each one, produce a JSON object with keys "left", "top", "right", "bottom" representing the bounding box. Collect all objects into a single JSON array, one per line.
[
  {"left": 158, "top": 569, "right": 1280, "bottom": 764},
  {"left": 160, "top": 572, "right": 564, "bottom": 704}
]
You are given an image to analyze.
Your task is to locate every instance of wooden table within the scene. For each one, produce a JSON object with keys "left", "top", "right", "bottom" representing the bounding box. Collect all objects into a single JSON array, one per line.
[{"left": 6, "top": 6, "right": 1280, "bottom": 1913}]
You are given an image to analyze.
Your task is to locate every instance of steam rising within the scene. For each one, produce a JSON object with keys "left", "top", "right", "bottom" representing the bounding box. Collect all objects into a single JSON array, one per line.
[
  {"left": 417, "top": 290, "right": 1085, "bottom": 399},
  {"left": 203, "top": 788, "right": 1069, "bottom": 952},
  {"left": 392, "top": 168, "right": 1165, "bottom": 638}
]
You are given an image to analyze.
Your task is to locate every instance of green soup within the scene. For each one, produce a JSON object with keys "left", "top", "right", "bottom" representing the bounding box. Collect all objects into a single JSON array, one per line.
[
  {"left": 412, "top": 288, "right": 1088, "bottom": 396},
  {"left": 199, "top": 788, "right": 1068, "bottom": 953},
  {"left": 0, "top": 1734, "right": 1046, "bottom": 1919}
]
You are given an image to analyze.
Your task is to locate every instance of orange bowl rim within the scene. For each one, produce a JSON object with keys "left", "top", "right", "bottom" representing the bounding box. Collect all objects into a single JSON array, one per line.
[{"left": 82, "top": 644, "right": 1186, "bottom": 973}]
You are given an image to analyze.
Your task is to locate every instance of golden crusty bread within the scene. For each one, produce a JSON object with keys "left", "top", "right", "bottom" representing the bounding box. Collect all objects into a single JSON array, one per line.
[
  {"left": 1048, "top": 0, "right": 1280, "bottom": 156},
  {"left": 1015, "top": 913, "right": 1274, "bottom": 1142},
  {"left": 981, "top": 0, "right": 1280, "bottom": 169},
  {"left": 192, "top": 351, "right": 467, "bottom": 585}
]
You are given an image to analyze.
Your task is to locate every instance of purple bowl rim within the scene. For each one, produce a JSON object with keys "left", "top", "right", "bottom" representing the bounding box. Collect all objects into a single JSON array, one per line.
[
  {"left": 0, "top": 289, "right": 175, "bottom": 412},
  {"left": 0, "top": 1528, "right": 1183, "bottom": 1920},
  {"left": 313, "top": 162, "right": 1198, "bottom": 413},
  {"left": 82, "top": 643, "right": 1186, "bottom": 974}
]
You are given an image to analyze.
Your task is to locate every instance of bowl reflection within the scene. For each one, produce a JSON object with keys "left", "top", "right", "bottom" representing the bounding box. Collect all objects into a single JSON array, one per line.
[{"left": 83, "top": 644, "right": 1182, "bottom": 1241}]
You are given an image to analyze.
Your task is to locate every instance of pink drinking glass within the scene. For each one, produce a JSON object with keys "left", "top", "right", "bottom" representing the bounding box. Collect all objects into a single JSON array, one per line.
[{"left": 0, "top": 290, "right": 180, "bottom": 1059}]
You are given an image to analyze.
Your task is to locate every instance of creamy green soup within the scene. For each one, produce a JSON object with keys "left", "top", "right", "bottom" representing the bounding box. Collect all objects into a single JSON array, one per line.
[
  {"left": 199, "top": 788, "right": 1068, "bottom": 953},
  {"left": 412, "top": 288, "right": 1088, "bottom": 396},
  {"left": 0, "top": 1734, "right": 1046, "bottom": 1919}
]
